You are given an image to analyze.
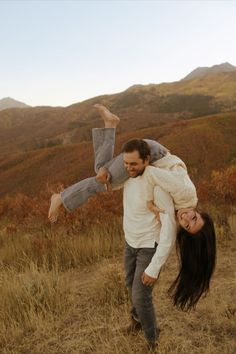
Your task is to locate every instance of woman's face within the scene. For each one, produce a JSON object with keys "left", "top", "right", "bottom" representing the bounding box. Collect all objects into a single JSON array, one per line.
[{"left": 177, "top": 208, "right": 205, "bottom": 234}]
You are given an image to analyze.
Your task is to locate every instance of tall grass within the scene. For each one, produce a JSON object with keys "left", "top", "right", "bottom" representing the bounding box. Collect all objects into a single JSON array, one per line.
[
  {"left": 0, "top": 262, "right": 74, "bottom": 353},
  {"left": 0, "top": 216, "right": 124, "bottom": 272},
  {"left": 0, "top": 214, "right": 125, "bottom": 354}
]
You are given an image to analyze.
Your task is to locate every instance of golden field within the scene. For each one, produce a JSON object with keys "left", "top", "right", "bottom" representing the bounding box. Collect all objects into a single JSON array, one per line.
[{"left": 0, "top": 191, "right": 235, "bottom": 354}]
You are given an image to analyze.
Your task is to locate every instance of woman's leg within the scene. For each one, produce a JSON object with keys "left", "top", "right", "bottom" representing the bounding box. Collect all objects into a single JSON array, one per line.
[
  {"left": 59, "top": 138, "right": 169, "bottom": 213},
  {"left": 48, "top": 105, "right": 120, "bottom": 222},
  {"left": 48, "top": 139, "right": 169, "bottom": 221},
  {"left": 48, "top": 106, "right": 169, "bottom": 221},
  {"left": 60, "top": 176, "right": 106, "bottom": 212},
  {"left": 92, "top": 104, "right": 120, "bottom": 173},
  {"left": 59, "top": 152, "right": 128, "bottom": 214},
  {"left": 92, "top": 128, "right": 116, "bottom": 173},
  {"left": 144, "top": 139, "right": 169, "bottom": 163},
  {"left": 60, "top": 106, "right": 124, "bottom": 212}
]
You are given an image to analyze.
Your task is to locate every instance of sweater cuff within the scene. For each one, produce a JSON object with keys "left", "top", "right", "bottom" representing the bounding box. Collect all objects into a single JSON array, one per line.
[{"left": 144, "top": 263, "right": 161, "bottom": 279}]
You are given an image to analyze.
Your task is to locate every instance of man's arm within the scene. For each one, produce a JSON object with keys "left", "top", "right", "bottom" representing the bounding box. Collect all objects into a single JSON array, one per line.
[{"left": 144, "top": 186, "right": 177, "bottom": 279}]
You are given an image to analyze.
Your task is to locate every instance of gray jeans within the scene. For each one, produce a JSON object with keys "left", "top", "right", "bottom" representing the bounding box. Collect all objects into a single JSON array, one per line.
[
  {"left": 124, "top": 241, "right": 160, "bottom": 342},
  {"left": 61, "top": 128, "right": 168, "bottom": 211}
]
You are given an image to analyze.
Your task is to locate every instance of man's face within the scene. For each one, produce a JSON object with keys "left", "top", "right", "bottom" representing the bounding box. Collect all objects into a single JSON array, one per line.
[
  {"left": 177, "top": 208, "right": 205, "bottom": 234},
  {"left": 123, "top": 151, "right": 150, "bottom": 178}
]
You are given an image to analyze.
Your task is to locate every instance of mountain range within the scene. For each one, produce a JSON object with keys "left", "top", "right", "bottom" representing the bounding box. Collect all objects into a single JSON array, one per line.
[
  {"left": 0, "top": 62, "right": 236, "bottom": 197},
  {"left": 1, "top": 62, "right": 236, "bottom": 111}
]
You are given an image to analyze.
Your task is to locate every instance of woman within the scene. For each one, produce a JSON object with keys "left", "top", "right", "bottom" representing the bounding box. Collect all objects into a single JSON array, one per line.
[{"left": 48, "top": 104, "right": 216, "bottom": 311}]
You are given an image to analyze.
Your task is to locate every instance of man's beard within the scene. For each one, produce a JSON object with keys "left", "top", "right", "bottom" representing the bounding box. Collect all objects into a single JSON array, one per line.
[{"left": 129, "top": 169, "right": 145, "bottom": 178}]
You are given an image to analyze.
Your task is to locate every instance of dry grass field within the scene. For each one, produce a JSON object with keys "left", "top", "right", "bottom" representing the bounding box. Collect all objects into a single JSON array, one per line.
[{"left": 0, "top": 207, "right": 235, "bottom": 354}]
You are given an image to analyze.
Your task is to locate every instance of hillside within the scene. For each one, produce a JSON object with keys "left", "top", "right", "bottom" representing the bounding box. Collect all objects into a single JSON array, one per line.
[
  {"left": 1, "top": 70, "right": 236, "bottom": 155},
  {"left": 126, "top": 71, "right": 236, "bottom": 105},
  {"left": 0, "top": 231, "right": 235, "bottom": 354},
  {"left": 0, "top": 111, "right": 235, "bottom": 197}
]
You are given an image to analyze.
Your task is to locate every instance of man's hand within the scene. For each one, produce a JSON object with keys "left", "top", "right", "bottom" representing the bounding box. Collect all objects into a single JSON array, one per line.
[
  {"left": 96, "top": 167, "right": 112, "bottom": 191},
  {"left": 141, "top": 272, "right": 157, "bottom": 286},
  {"left": 96, "top": 167, "right": 111, "bottom": 184},
  {"left": 146, "top": 201, "right": 165, "bottom": 222}
]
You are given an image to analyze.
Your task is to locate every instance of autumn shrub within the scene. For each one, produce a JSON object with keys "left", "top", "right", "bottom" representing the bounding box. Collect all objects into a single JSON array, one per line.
[
  {"left": 0, "top": 188, "right": 123, "bottom": 232},
  {"left": 198, "top": 165, "right": 236, "bottom": 204},
  {"left": 197, "top": 165, "right": 236, "bottom": 240}
]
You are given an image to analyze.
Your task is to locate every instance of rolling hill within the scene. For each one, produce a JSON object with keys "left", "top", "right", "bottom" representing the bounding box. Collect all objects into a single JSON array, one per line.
[
  {"left": 1, "top": 63, "right": 236, "bottom": 197},
  {"left": 0, "top": 111, "right": 235, "bottom": 197}
]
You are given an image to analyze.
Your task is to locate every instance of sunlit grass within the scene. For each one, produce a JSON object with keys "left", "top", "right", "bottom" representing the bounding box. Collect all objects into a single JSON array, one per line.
[{"left": 0, "top": 202, "right": 235, "bottom": 353}]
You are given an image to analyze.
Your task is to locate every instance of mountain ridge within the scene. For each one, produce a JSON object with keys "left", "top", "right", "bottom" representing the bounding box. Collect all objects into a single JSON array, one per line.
[
  {"left": 1, "top": 62, "right": 235, "bottom": 112},
  {"left": 0, "top": 97, "right": 30, "bottom": 111},
  {"left": 182, "top": 62, "right": 236, "bottom": 81}
]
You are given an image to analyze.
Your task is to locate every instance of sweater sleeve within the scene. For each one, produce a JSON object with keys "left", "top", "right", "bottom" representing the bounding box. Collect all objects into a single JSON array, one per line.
[
  {"left": 143, "top": 165, "right": 182, "bottom": 201},
  {"left": 144, "top": 186, "right": 177, "bottom": 278},
  {"left": 143, "top": 166, "right": 156, "bottom": 201}
]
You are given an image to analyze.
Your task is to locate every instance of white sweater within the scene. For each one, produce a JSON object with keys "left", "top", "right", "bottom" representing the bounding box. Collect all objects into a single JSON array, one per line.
[
  {"left": 143, "top": 153, "right": 198, "bottom": 210},
  {"left": 123, "top": 176, "right": 177, "bottom": 278}
]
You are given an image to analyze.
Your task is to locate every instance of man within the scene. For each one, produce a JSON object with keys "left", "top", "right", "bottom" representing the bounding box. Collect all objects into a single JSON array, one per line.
[{"left": 112, "top": 139, "right": 176, "bottom": 352}]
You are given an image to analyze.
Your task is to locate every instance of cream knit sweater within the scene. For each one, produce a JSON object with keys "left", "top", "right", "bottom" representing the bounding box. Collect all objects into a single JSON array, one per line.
[{"left": 144, "top": 152, "right": 198, "bottom": 210}]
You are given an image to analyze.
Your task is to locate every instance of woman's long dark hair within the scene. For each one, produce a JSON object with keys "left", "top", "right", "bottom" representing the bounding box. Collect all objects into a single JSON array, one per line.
[{"left": 168, "top": 212, "right": 216, "bottom": 311}]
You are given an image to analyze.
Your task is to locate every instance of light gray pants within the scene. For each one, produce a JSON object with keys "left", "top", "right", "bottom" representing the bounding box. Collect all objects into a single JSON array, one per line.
[{"left": 61, "top": 128, "right": 168, "bottom": 211}]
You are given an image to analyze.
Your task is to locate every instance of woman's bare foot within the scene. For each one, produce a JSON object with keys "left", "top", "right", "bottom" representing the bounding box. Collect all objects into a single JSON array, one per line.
[
  {"left": 94, "top": 104, "right": 120, "bottom": 128},
  {"left": 48, "top": 193, "right": 62, "bottom": 223}
]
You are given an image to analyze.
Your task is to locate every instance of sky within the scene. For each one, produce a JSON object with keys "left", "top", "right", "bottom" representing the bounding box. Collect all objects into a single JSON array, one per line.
[{"left": 0, "top": 0, "right": 236, "bottom": 107}]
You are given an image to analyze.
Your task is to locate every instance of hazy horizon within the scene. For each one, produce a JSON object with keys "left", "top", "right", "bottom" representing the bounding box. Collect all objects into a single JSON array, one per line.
[{"left": 1, "top": 0, "right": 236, "bottom": 107}]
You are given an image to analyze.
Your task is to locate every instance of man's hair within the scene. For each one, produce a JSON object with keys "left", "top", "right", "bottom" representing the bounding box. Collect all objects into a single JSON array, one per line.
[{"left": 121, "top": 139, "right": 151, "bottom": 162}]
